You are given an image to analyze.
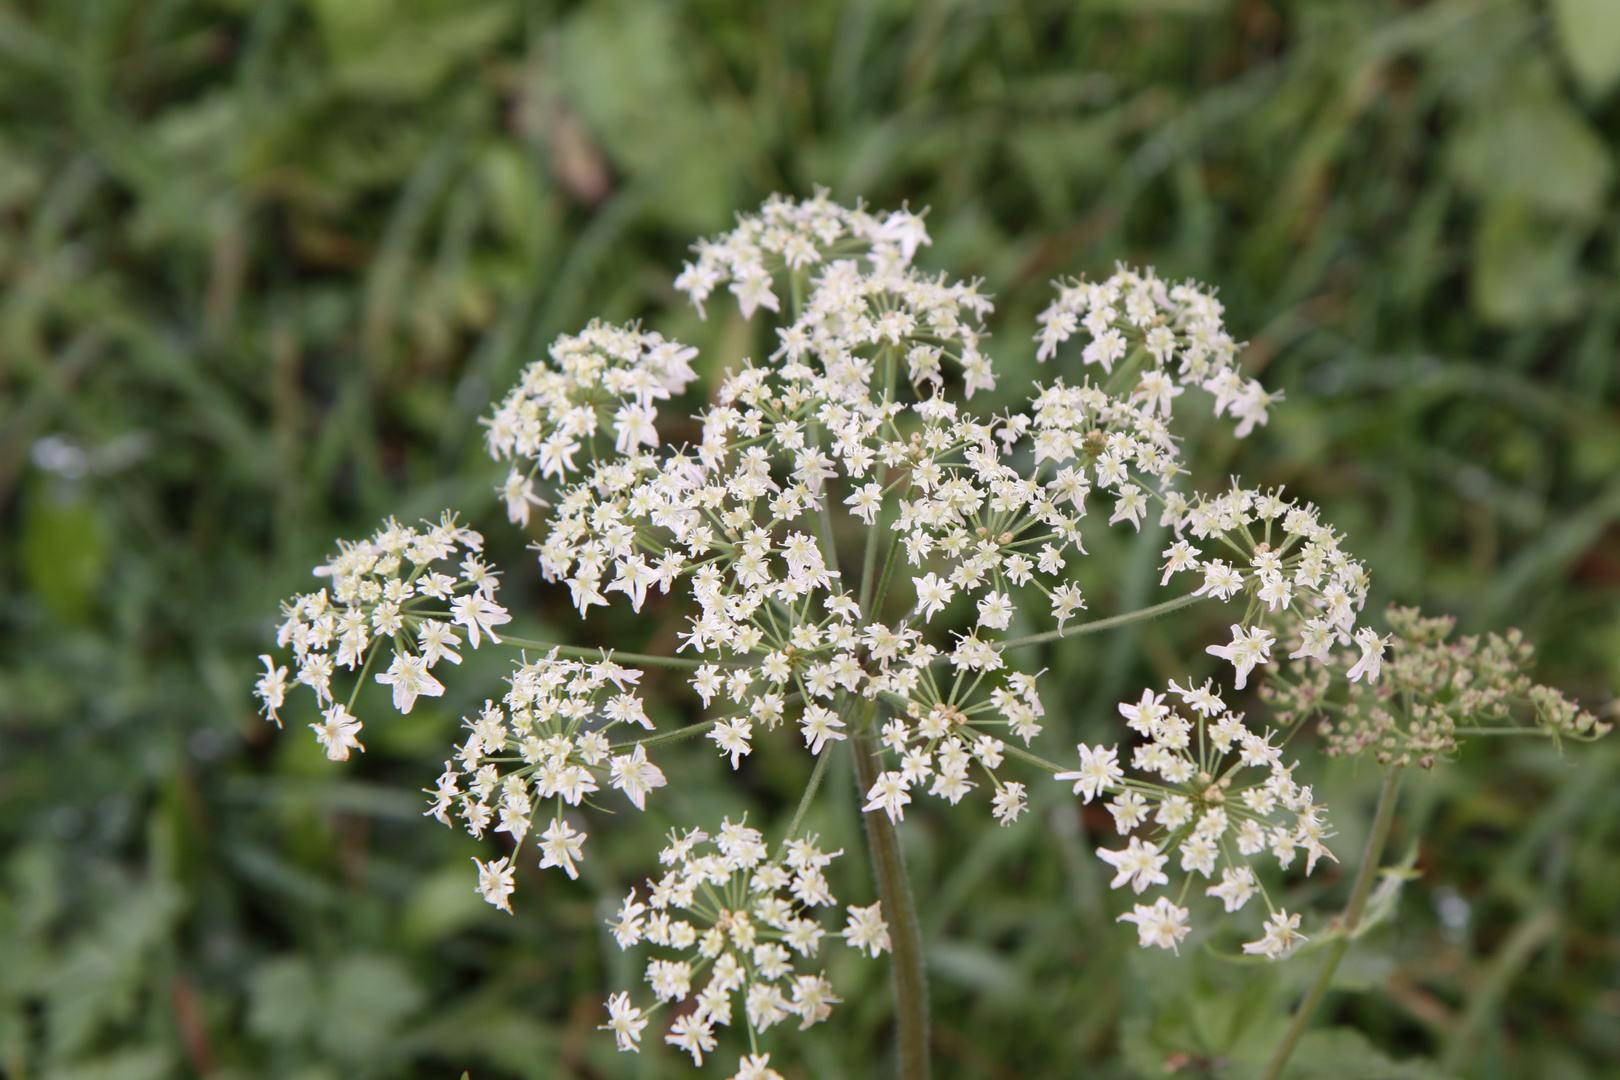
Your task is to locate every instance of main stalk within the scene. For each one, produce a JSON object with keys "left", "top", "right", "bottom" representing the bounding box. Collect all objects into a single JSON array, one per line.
[
  {"left": 1259, "top": 765, "right": 1405, "bottom": 1080},
  {"left": 852, "top": 728, "right": 931, "bottom": 1080}
]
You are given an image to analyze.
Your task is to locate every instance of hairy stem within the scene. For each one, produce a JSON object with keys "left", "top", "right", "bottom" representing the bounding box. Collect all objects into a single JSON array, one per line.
[
  {"left": 1260, "top": 766, "right": 1405, "bottom": 1080},
  {"left": 996, "top": 592, "right": 1205, "bottom": 651},
  {"left": 852, "top": 726, "right": 930, "bottom": 1080}
]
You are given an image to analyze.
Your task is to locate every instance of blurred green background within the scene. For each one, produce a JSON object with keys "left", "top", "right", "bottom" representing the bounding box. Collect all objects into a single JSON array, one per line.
[{"left": 2, "top": 0, "right": 1619, "bottom": 1077}]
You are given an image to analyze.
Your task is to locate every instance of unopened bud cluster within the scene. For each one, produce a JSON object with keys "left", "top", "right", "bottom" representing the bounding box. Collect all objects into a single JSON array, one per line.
[{"left": 1265, "top": 605, "right": 1610, "bottom": 768}]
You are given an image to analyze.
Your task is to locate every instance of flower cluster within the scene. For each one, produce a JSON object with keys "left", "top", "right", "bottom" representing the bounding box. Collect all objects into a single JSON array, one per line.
[
  {"left": 1166, "top": 481, "right": 1372, "bottom": 689},
  {"left": 489, "top": 194, "right": 1380, "bottom": 854},
  {"left": 1033, "top": 267, "right": 1275, "bottom": 435},
  {"left": 435, "top": 651, "right": 666, "bottom": 893},
  {"left": 259, "top": 193, "right": 1384, "bottom": 908},
  {"left": 254, "top": 512, "right": 510, "bottom": 758},
  {"left": 1057, "top": 681, "right": 1332, "bottom": 957},
  {"left": 484, "top": 320, "right": 701, "bottom": 524},
  {"left": 599, "top": 821, "right": 888, "bottom": 1073},
  {"left": 674, "top": 190, "right": 934, "bottom": 321},
  {"left": 253, "top": 193, "right": 1436, "bottom": 1071},
  {"left": 1264, "top": 605, "right": 1611, "bottom": 768}
]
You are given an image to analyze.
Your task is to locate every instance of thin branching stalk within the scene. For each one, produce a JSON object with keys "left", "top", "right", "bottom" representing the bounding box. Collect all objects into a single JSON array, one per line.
[
  {"left": 495, "top": 636, "right": 712, "bottom": 669},
  {"left": 775, "top": 744, "right": 835, "bottom": 862},
  {"left": 609, "top": 720, "right": 716, "bottom": 751},
  {"left": 997, "top": 593, "right": 1205, "bottom": 651},
  {"left": 1260, "top": 766, "right": 1405, "bottom": 1080}
]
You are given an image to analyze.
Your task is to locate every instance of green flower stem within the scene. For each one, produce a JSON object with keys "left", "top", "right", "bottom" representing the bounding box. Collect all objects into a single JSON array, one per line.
[
  {"left": 344, "top": 637, "right": 385, "bottom": 714},
  {"left": 609, "top": 720, "right": 715, "bottom": 751},
  {"left": 494, "top": 636, "right": 714, "bottom": 669},
  {"left": 1449, "top": 727, "right": 1551, "bottom": 736},
  {"left": 865, "top": 518, "right": 904, "bottom": 624},
  {"left": 853, "top": 724, "right": 931, "bottom": 1080},
  {"left": 1439, "top": 905, "right": 1559, "bottom": 1075},
  {"left": 859, "top": 344, "right": 897, "bottom": 617},
  {"left": 858, "top": 506, "right": 883, "bottom": 615},
  {"left": 999, "top": 741, "right": 1066, "bottom": 775},
  {"left": 773, "top": 743, "right": 834, "bottom": 863},
  {"left": 1259, "top": 765, "right": 1405, "bottom": 1080},
  {"left": 995, "top": 592, "right": 1205, "bottom": 651},
  {"left": 815, "top": 478, "right": 843, "bottom": 579}
]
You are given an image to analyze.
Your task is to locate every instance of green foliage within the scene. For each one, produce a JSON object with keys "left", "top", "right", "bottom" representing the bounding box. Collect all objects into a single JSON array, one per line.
[
  {"left": 1552, "top": 0, "right": 1620, "bottom": 99},
  {"left": 1, "top": 1, "right": 1616, "bottom": 1078}
]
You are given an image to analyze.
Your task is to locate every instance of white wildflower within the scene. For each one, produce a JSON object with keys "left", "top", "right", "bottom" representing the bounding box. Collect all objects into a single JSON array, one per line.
[
  {"left": 1345, "top": 626, "right": 1390, "bottom": 683},
  {"left": 310, "top": 704, "right": 363, "bottom": 761},
  {"left": 842, "top": 902, "right": 891, "bottom": 957},
  {"left": 1117, "top": 896, "right": 1191, "bottom": 952},
  {"left": 1243, "top": 909, "right": 1307, "bottom": 958},
  {"left": 600, "top": 991, "right": 648, "bottom": 1052},
  {"left": 374, "top": 654, "right": 445, "bottom": 713}
]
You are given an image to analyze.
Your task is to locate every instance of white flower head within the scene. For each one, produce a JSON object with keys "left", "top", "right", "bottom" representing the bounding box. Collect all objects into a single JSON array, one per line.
[
  {"left": 1097, "top": 836, "right": 1170, "bottom": 895},
  {"left": 1117, "top": 896, "right": 1191, "bottom": 952},
  {"left": 730, "top": 1054, "right": 786, "bottom": 1080},
  {"left": 842, "top": 902, "right": 891, "bottom": 958},
  {"left": 1346, "top": 626, "right": 1390, "bottom": 683},
  {"left": 256, "top": 195, "right": 1398, "bottom": 1058},
  {"left": 539, "top": 818, "right": 587, "bottom": 879},
  {"left": 1206, "top": 624, "right": 1275, "bottom": 690},
  {"left": 374, "top": 653, "right": 444, "bottom": 713},
  {"left": 310, "top": 704, "right": 363, "bottom": 761},
  {"left": 1055, "top": 743, "right": 1123, "bottom": 803},
  {"left": 1243, "top": 908, "right": 1307, "bottom": 959},
  {"left": 600, "top": 991, "right": 648, "bottom": 1052},
  {"left": 255, "top": 655, "right": 288, "bottom": 725},
  {"left": 473, "top": 855, "right": 516, "bottom": 913}
]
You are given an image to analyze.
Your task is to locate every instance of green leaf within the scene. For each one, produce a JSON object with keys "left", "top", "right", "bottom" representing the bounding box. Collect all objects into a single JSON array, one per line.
[
  {"left": 316, "top": 953, "right": 424, "bottom": 1063},
  {"left": 1552, "top": 0, "right": 1620, "bottom": 98},
  {"left": 306, "top": 0, "right": 514, "bottom": 100},
  {"left": 401, "top": 863, "right": 491, "bottom": 945},
  {"left": 554, "top": 3, "right": 735, "bottom": 231},
  {"left": 247, "top": 957, "right": 316, "bottom": 1042},
  {"left": 927, "top": 941, "right": 1029, "bottom": 1000},
  {"left": 39, "top": 1046, "right": 174, "bottom": 1080},
  {"left": 1449, "top": 64, "right": 1612, "bottom": 221},
  {"left": 21, "top": 480, "right": 108, "bottom": 624},
  {"left": 407, "top": 1007, "right": 555, "bottom": 1073},
  {"left": 1276, "top": 1028, "right": 1439, "bottom": 1080},
  {"left": 1471, "top": 197, "right": 1586, "bottom": 326},
  {"left": 41, "top": 879, "right": 180, "bottom": 1060}
]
